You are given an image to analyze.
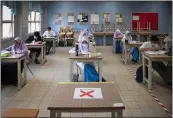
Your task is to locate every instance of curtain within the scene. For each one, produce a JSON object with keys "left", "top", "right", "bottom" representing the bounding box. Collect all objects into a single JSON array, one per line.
[
  {"left": 28, "top": 1, "right": 42, "bottom": 15},
  {"left": 2, "top": 1, "right": 17, "bottom": 15}
]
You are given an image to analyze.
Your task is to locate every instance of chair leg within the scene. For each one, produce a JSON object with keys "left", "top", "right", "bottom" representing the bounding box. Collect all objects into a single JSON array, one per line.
[{"left": 27, "top": 65, "right": 34, "bottom": 75}]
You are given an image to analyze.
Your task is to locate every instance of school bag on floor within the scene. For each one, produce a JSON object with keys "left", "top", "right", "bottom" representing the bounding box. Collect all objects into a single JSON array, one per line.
[{"left": 136, "top": 66, "right": 148, "bottom": 82}]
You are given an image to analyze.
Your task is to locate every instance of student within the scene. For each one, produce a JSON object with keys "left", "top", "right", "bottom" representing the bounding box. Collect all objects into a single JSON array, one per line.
[
  {"left": 121, "top": 31, "right": 139, "bottom": 62},
  {"left": 26, "top": 31, "right": 43, "bottom": 64},
  {"left": 139, "top": 36, "right": 172, "bottom": 86},
  {"left": 69, "top": 29, "right": 106, "bottom": 82},
  {"left": 1, "top": 37, "right": 28, "bottom": 85},
  {"left": 113, "top": 28, "right": 124, "bottom": 53},
  {"left": 42, "top": 27, "right": 56, "bottom": 54}
]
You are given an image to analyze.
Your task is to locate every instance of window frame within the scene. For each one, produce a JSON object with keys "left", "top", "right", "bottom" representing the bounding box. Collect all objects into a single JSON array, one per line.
[
  {"left": 28, "top": 11, "right": 41, "bottom": 34},
  {"left": 1, "top": 5, "right": 15, "bottom": 40}
]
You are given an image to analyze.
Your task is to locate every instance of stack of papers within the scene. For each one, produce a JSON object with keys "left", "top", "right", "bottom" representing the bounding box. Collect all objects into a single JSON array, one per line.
[{"left": 145, "top": 51, "right": 166, "bottom": 55}]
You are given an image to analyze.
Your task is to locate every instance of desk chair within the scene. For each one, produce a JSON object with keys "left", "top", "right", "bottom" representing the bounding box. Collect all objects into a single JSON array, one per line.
[
  {"left": 59, "top": 26, "right": 66, "bottom": 46},
  {"left": 66, "top": 26, "right": 74, "bottom": 46},
  {"left": 27, "top": 50, "right": 34, "bottom": 75}
]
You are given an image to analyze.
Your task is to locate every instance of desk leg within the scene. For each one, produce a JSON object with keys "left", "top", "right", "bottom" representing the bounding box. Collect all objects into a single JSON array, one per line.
[
  {"left": 98, "top": 61, "right": 102, "bottom": 82},
  {"left": 148, "top": 59, "right": 152, "bottom": 90},
  {"left": 111, "top": 112, "right": 115, "bottom": 118},
  {"left": 117, "top": 110, "right": 123, "bottom": 117},
  {"left": 104, "top": 35, "right": 106, "bottom": 46},
  {"left": 41, "top": 46, "right": 44, "bottom": 66},
  {"left": 24, "top": 57, "right": 27, "bottom": 85},
  {"left": 53, "top": 40, "right": 56, "bottom": 53},
  {"left": 124, "top": 46, "right": 127, "bottom": 65},
  {"left": 17, "top": 60, "right": 21, "bottom": 91},
  {"left": 70, "top": 60, "right": 73, "bottom": 81},
  {"left": 57, "top": 111, "right": 61, "bottom": 118},
  {"left": 50, "top": 110, "right": 56, "bottom": 118},
  {"left": 143, "top": 55, "right": 146, "bottom": 83}
]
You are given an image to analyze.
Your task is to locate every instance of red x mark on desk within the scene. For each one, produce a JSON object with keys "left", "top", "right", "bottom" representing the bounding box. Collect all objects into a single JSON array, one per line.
[{"left": 80, "top": 89, "right": 94, "bottom": 98}]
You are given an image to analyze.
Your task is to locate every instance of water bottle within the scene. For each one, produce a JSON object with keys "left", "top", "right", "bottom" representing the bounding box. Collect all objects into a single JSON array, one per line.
[
  {"left": 11, "top": 49, "right": 15, "bottom": 56},
  {"left": 75, "top": 44, "right": 79, "bottom": 56}
]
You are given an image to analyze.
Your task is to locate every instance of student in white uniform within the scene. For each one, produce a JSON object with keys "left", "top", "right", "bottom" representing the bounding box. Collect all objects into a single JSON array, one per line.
[
  {"left": 121, "top": 31, "right": 139, "bottom": 62},
  {"left": 42, "top": 27, "right": 56, "bottom": 54},
  {"left": 69, "top": 29, "right": 105, "bottom": 82},
  {"left": 139, "top": 36, "right": 172, "bottom": 86}
]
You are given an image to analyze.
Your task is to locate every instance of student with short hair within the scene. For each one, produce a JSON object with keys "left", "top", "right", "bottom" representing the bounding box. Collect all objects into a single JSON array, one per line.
[
  {"left": 42, "top": 27, "right": 56, "bottom": 54},
  {"left": 139, "top": 35, "right": 172, "bottom": 86},
  {"left": 26, "top": 31, "right": 43, "bottom": 64}
]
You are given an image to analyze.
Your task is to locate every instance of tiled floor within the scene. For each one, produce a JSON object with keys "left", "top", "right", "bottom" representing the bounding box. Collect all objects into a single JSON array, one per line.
[{"left": 1, "top": 46, "right": 172, "bottom": 117}]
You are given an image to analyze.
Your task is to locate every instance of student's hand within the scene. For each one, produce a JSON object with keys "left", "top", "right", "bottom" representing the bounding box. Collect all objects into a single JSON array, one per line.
[
  {"left": 154, "top": 47, "right": 160, "bottom": 51},
  {"left": 37, "top": 41, "right": 42, "bottom": 44}
]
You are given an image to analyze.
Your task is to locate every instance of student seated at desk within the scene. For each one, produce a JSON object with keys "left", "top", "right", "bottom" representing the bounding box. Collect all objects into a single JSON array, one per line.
[
  {"left": 114, "top": 28, "right": 124, "bottom": 53},
  {"left": 25, "top": 31, "right": 43, "bottom": 64},
  {"left": 1, "top": 37, "right": 28, "bottom": 85},
  {"left": 42, "top": 27, "right": 56, "bottom": 54},
  {"left": 121, "top": 31, "right": 139, "bottom": 62},
  {"left": 139, "top": 36, "right": 172, "bottom": 86},
  {"left": 69, "top": 30, "right": 106, "bottom": 82}
]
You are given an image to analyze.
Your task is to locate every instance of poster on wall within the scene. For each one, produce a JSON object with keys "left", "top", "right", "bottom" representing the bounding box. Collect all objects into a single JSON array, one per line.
[
  {"left": 115, "top": 13, "right": 122, "bottom": 24},
  {"left": 77, "top": 13, "right": 88, "bottom": 24},
  {"left": 68, "top": 13, "right": 74, "bottom": 25},
  {"left": 103, "top": 13, "right": 110, "bottom": 25},
  {"left": 91, "top": 13, "right": 99, "bottom": 24},
  {"left": 56, "top": 13, "right": 62, "bottom": 25}
]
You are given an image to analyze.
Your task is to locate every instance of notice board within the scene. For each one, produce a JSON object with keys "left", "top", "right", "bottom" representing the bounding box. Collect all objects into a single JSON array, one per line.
[{"left": 132, "top": 12, "right": 158, "bottom": 30}]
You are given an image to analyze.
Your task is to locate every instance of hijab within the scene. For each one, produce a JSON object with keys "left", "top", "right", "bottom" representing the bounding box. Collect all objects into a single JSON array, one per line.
[{"left": 114, "top": 28, "right": 121, "bottom": 38}]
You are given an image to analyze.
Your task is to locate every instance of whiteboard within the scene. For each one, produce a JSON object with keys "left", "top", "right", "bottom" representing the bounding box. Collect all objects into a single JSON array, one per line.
[
  {"left": 91, "top": 14, "right": 99, "bottom": 24},
  {"left": 68, "top": 16, "right": 74, "bottom": 22}
]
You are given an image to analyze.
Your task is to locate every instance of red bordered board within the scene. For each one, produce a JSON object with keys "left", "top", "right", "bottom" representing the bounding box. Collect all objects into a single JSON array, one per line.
[{"left": 132, "top": 12, "right": 158, "bottom": 30}]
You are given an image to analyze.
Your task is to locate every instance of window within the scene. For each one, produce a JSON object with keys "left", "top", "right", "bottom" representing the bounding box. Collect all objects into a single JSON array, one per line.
[
  {"left": 2, "top": 5, "right": 14, "bottom": 39},
  {"left": 28, "top": 11, "right": 41, "bottom": 34}
]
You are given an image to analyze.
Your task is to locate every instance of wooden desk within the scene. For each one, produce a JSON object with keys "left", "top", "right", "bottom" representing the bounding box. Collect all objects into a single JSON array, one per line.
[
  {"left": 143, "top": 52, "right": 172, "bottom": 90},
  {"left": 69, "top": 54, "right": 103, "bottom": 82},
  {"left": 122, "top": 42, "right": 143, "bottom": 65},
  {"left": 1, "top": 54, "right": 27, "bottom": 91},
  {"left": 1, "top": 109, "right": 39, "bottom": 118},
  {"left": 48, "top": 82, "right": 125, "bottom": 118},
  {"left": 26, "top": 42, "right": 46, "bottom": 66},
  {"left": 43, "top": 37, "right": 56, "bottom": 53}
]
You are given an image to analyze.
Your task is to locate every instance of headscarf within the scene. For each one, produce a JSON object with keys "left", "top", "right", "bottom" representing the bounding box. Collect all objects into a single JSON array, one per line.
[
  {"left": 78, "top": 29, "right": 89, "bottom": 43},
  {"left": 14, "top": 37, "right": 28, "bottom": 55},
  {"left": 124, "top": 31, "right": 132, "bottom": 41},
  {"left": 114, "top": 28, "right": 121, "bottom": 38}
]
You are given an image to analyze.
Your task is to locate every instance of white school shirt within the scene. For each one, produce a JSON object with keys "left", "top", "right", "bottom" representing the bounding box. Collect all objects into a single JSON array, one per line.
[
  {"left": 140, "top": 41, "right": 168, "bottom": 66},
  {"left": 42, "top": 30, "right": 56, "bottom": 37},
  {"left": 140, "top": 41, "right": 159, "bottom": 49}
]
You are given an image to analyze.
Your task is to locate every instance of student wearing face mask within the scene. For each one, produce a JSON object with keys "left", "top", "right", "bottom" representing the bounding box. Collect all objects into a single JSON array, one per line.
[
  {"left": 69, "top": 29, "right": 106, "bottom": 82},
  {"left": 139, "top": 36, "right": 172, "bottom": 87},
  {"left": 1, "top": 37, "right": 28, "bottom": 85},
  {"left": 25, "top": 31, "right": 43, "bottom": 64},
  {"left": 42, "top": 27, "right": 56, "bottom": 54},
  {"left": 121, "top": 31, "right": 140, "bottom": 62}
]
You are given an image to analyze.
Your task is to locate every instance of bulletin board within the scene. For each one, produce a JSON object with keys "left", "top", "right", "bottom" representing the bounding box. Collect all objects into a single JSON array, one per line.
[
  {"left": 56, "top": 13, "right": 62, "bottom": 25},
  {"left": 103, "top": 13, "right": 110, "bottom": 25},
  {"left": 91, "top": 13, "right": 99, "bottom": 24},
  {"left": 68, "top": 13, "right": 74, "bottom": 25},
  {"left": 132, "top": 12, "right": 158, "bottom": 31},
  {"left": 77, "top": 13, "right": 88, "bottom": 24},
  {"left": 115, "top": 13, "right": 122, "bottom": 24}
]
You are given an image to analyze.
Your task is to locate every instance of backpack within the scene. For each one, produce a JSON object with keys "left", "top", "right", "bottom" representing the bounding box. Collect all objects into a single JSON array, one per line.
[
  {"left": 136, "top": 66, "right": 148, "bottom": 82},
  {"left": 136, "top": 66, "right": 143, "bottom": 82}
]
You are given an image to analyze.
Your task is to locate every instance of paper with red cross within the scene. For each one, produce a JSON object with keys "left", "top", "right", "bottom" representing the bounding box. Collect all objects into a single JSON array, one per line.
[{"left": 73, "top": 88, "right": 103, "bottom": 99}]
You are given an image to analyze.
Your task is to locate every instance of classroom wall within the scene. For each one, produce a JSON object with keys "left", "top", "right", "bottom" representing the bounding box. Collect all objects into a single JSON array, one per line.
[{"left": 47, "top": 1, "right": 172, "bottom": 33}]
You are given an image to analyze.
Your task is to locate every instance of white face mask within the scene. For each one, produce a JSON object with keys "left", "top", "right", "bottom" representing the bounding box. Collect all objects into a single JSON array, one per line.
[{"left": 34, "top": 36, "right": 37, "bottom": 39}]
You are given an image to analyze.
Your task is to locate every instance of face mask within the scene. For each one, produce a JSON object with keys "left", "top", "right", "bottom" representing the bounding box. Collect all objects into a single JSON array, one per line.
[{"left": 34, "top": 36, "right": 37, "bottom": 39}]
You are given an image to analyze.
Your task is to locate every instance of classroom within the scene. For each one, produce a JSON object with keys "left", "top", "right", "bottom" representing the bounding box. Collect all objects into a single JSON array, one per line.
[{"left": 1, "top": 1, "right": 172, "bottom": 118}]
